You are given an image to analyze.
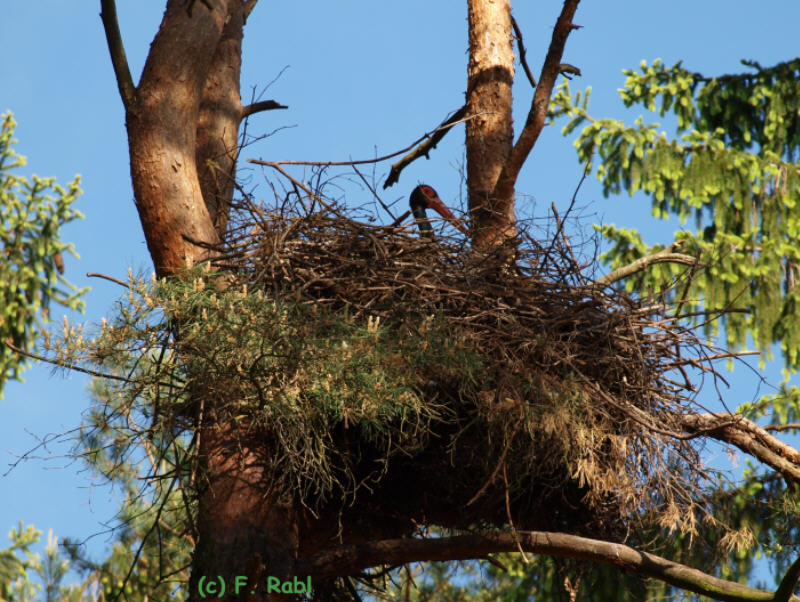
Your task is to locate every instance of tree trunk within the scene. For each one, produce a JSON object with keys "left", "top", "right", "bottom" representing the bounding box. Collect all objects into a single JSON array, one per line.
[
  {"left": 105, "top": 1, "right": 299, "bottom": 598},
  {"left": 465, "top": 0, "right": 516, "bottom": 249},
  {"left": 125, "top": 0, "right": 228, "bottom": 275}
]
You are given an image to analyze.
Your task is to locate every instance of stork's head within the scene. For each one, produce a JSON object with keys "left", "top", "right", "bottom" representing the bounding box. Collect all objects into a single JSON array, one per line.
[{"left": 409, "top": 184, "right": 468, "bottom": 236}]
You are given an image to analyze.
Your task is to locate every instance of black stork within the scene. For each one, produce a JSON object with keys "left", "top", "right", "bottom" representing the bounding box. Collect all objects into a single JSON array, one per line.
[{"left": 409, "top": 184, "right": 469, "bottom": 238}]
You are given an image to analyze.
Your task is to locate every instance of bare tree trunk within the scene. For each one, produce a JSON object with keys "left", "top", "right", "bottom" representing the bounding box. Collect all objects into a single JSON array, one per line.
[
  {"left": 124, "top": 0, "right": 226, "bottom": 275},
  {"left": 189, "top": 424, "right": 300, "bottom": 601},
  {"left": 195, "top": 0, "right": 245, "bottom": 235},
  {"left": 465, "top": 0, "right": 516, "bottom": 249},
  {"left": 103, "top": 1, "right": 298, "bottom": 599}
]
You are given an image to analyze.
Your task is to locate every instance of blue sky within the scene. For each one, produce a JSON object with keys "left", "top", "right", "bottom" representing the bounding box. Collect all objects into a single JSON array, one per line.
[{"left": 2, "top": 0, "right": 800, "bottom": 588}]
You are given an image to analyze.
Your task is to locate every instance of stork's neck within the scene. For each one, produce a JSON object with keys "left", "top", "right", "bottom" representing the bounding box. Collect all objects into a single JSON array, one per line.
[{"left": 411, "top": 204, "right": 434, "bottom": 236}]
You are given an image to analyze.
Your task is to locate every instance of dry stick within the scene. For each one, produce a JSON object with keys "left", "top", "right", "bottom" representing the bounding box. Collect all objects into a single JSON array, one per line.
[
  {"left": 87, "top": 271, "right": 134, "bottom": 290},
  {"left": 493, "top": 0, "right": 582, "bottom": 204},
  {"left": 247, "top": 109, "right": 476, "bottom": 171},
  {"left": 681, "top": 413, "right": 800, "bottom": 483},
  {"left": 764, "top": 423, "right": 800, "bottom": 432},
  {"left": 541, "top": 166, "right": 588, "bottom": 269},
  {"left": 550, "top": 203, "right": 578, "bottom": 267},
  {"left": 390, "top": 209, "right": 413, "bottom": 229},
  {"left": 351, "top": 163, "right": 398, "bottom": 220},
  {"left": 295, "top": 531, "right": 797, "bottom": 601},
  {"left": 596, "top": 244, "right": 703, "bottom": 287},
  {"left": 383, "top": 105, "right": 467, "bottom": 188},
  {"left": 503, "top": 462, "right": 529, "bottom": 564},
  {"left": 511, "top": 16, "right": 537, "bottom": 88}
]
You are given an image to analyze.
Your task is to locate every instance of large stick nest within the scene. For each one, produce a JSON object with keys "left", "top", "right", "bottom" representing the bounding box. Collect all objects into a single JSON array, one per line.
[{"left": 195, "top": 196, "right": 713, "bottom": 538}]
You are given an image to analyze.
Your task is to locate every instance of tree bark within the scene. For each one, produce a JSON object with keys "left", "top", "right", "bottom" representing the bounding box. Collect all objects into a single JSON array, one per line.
[
  {"left": 492, "top": 0, "right": 580, "bottom": 206},
  {"left": 465, "top": 0, "right": 516, "bottom": 249},
  {"left": 103, "top": 2, "right": 299, "bottom": 599},
  {"left": 195, "top": 0, "right": 245, "bottom": 236},
  {"left": 125, "top": 0, "right": 228, "bottom": 277}
]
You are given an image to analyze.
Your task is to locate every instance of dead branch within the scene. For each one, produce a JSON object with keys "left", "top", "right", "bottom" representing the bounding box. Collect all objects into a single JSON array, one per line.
[
  {"left": 493, "top": 0, "right": 581, "bottom": 203},
  {"left": 295, "top": 531, "right": 798, "bottom": 601},
  {"left": 511, "top": 16, "right": 537, "bottom": 88},
  {"left": 241, "top": 99, "right": 287, "bottom": 118},
  {"left": 351, "top": 163, "right": 398, "bottom": 220},
  {"left": 383, "top": 105, "right": 467, "bottom": 188},
  {"left": 248, "top": 109, "right": 476, "bottom": 171},
  {"left": 559, "top": 62, "right": 582, "bottom": 77},
  {"left": 681, "top": 412, "right": 800, "bottom": 483},
  {"left": 100, "top": 0, "right": 137, "bottom": 110},
  {"left": 596, "top": 242, "right": 703, "bottom": 286},
  {"left": 764, "top": 423, "right": 800, "bottom": 432}
]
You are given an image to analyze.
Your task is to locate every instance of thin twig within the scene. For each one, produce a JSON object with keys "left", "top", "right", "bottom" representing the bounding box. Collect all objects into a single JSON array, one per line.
[
  {"left": 248, "top": 109, "right": 478, "bottom": 171},
  {"left": 511, "top": 16, "right": 537, "bottom": 88},
  {"left": 87, "top": 271, "right": 135, "bottom": 289}
]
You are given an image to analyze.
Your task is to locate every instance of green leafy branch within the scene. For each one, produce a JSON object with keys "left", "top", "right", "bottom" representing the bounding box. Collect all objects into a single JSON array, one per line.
[{"left": 0, "top": 111, "right": 87, "bottom": 394}]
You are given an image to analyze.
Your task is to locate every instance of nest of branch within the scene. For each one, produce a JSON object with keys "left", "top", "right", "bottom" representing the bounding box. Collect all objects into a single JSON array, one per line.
[{"left": 185, "top": 198, "right": 712, "bottom": 540}]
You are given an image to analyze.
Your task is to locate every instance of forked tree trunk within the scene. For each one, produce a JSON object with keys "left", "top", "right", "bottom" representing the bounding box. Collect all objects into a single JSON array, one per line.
[
  {"left": 124, "top": 1, "right": 226, "bottom": 273},
  {"left": 465, "top": 0, "right": 516, "bottom": 249},
  {"left": 103, "top": 1, "right": 297, "bottom": 599}
]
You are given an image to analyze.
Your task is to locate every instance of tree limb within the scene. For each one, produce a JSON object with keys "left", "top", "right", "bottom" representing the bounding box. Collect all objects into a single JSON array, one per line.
[
  {"left": 596, "top": 242, "right": 702, "bottom": 286},
  {"left": 492, "top": 0, "right": 581, "bottom": 204},
  {"left": 511, "top": 16, "right": 536, "bottom": 88},
  {"left": 249, "top": 109, "right": 476, "bottom": 171},
  {"left": 775, "top": 555, "right": 800, "bottom": 602},
  {"left": 681, "top": 413, "right": 800, "bottom": 483},
  {"left": 241, "top": 99, "right": 288, "bottom": 118},
  {"left": 383, "top": 105, "right": 466, "bottom": 189},
  {"left": 559, "top": 62, "right": 582, "bottom": 77},
  {"left": 100, "top": 0, "right": 137, "bottom": 110},
  {"left": 296, "top": 531, "right": 798, "bottom": 601}
]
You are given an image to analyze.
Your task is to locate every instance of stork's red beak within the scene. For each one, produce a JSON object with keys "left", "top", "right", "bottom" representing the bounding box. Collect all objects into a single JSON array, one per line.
[{"left": 426, "top": 194, "right": 470, "bottom": 236}]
